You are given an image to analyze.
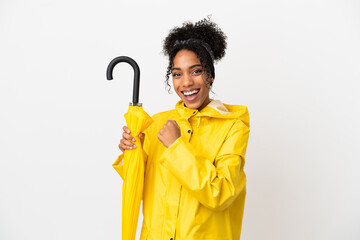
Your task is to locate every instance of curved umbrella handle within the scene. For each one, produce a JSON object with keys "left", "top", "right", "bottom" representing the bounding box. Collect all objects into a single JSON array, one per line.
[{"left": 106, "top": 56, "right": 140, "bottom": 104}]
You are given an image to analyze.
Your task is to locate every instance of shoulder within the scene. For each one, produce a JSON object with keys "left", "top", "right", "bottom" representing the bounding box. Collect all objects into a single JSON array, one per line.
[
  {"left": 221, "top": 105, "right": 250, "bottom": 146},
  {"left": 219, "top": 103, "right": 250, "bottom": 129}
]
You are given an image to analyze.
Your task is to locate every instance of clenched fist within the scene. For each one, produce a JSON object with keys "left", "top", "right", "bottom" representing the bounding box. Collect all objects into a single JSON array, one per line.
[{"left": 157, "top": 119, "right": 181, "bottom": 148}]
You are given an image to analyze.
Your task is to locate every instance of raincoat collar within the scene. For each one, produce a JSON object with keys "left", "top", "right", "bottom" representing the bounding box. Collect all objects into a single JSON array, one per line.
[{"left": 175, "top": 99, "right": 247, "bottom": 120}]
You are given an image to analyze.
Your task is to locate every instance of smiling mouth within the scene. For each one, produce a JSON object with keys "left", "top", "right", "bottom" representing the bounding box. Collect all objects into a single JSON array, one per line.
[
  {"left": 182, "top": 89, "right": 200, "bottom": 96},
  {"left": 181, "top": 89, "right": 200, "bottom": 101}
]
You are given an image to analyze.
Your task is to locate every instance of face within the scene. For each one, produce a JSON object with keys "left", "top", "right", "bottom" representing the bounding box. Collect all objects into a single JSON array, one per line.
[{"left": 172, "top": 49, "right": 213, "bottom": 111}]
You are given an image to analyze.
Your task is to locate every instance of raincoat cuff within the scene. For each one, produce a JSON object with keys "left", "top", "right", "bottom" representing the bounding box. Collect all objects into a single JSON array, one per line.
[
  {"left": 113, "top": 153, "right": 125, "bottom": 179},
  {"left": 160, "top": 137, "right": 183, "bottom": 163},
  {"left": 112, "top": 150, "right": 148, "bottom": 180}
]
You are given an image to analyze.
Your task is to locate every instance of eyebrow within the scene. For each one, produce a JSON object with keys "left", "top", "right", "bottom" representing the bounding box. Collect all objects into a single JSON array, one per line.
[{"left": 171, "top": 64, "right": 202, "bottom": 71}]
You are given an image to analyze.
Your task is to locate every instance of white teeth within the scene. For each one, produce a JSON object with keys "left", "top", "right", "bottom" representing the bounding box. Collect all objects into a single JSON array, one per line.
[{"left": 183, "top": 90, "right": 199, "bottom": 96}]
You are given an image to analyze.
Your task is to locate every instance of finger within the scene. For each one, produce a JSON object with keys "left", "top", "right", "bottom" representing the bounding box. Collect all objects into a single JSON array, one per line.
[
  {"left": 167, "top": 119, "right": 178, "bottom": 127},
  {"left": 157, "top": 132, "right": 167, "bottom": 147},
  {"left": 121, "top": 139, "right": 137, "bottom": 149},
  {"left": 158, "top": 128, "right": 165, "bottom": 135},
  {"left": 122, "top": 126, "right": 131, "bottom": 134},
  {"left": 139, "top": 133, "right": 145, "bottom": 141},
  {"left": 119, "top": 142, "right": 134, "bottom": 151},
  {"left": 118, "top": 143, "right": 124, "bottom": 152},
  {"left": 120, "top": 144, "right": 136, "bottom": 150},
  {"left": 122, "top": 132, "right": 136, "bottom": 142},
  {"left": 139, "top": 133, "right": 145, "bottom": 145},
  {"left": 119, "top": 144, "right": 133, "bottom": 151},
  {"left": 157, "top": 132, "right": 162, "bottom": 141},
  {"left": 170, "top": 120, "right": 178, "bottom": 126}
]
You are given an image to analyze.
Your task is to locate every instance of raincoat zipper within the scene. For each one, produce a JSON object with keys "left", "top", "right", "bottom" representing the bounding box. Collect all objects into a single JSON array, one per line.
[
  {"left": 174, "top": 121, "right": 191, "bottom": 239},
  {"left": 173, "top": 185, "right": 182, "bottom": 239}
]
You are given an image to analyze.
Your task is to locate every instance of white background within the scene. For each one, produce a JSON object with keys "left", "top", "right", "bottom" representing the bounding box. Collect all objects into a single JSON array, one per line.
[{"left": 1, "top": 0, "right": 359, "bottom": 239}]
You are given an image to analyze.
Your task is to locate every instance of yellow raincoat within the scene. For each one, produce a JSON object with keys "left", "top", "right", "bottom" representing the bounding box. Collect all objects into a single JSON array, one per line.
[{"left": 113, "top": 100, "right": 250, "bottom": 240}]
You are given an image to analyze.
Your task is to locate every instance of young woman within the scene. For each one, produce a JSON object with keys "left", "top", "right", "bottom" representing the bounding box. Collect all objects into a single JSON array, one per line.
[{"left": 113, "top": 19, "right": 250, "bottom": 240}]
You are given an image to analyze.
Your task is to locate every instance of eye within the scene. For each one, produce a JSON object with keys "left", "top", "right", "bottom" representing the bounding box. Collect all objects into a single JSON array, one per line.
[
  {"left": 172, "top": 72, "right": 181, "bottom": 78},
  {"left": 192, "top": 69, "right": 203, "bottom": 75}
]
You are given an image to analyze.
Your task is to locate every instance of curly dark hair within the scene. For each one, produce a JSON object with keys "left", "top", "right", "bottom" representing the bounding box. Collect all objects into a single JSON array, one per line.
[{"left": 162, "top": 18, "right": 227, "bottom": 92}]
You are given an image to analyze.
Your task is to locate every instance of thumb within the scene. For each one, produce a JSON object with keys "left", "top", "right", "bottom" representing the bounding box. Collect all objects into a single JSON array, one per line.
[{"left": 139, "top": 133, "right": 145, "bottom": 146}]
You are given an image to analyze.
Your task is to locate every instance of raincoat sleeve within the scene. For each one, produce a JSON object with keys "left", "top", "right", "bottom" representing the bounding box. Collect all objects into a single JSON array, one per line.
[
  {"left": 161, "top": 117, "right": 250, "bottom": 211},
  {"left": 112, "top": 129, "right": 149, "bottom": 180}
]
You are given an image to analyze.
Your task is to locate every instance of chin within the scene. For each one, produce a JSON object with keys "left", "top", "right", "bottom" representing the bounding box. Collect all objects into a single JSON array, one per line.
[
  {"left": 186, "top": 104, "right": 199, "bottom": 110},
  {"left": 183, "top": 101, "right": 201, "bottom": 109}
]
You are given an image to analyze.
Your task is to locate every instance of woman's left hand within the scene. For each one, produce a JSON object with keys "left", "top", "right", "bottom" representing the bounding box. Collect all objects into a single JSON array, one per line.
[{"left": 157, "top": 119, "right": 181, "bottom": 148}]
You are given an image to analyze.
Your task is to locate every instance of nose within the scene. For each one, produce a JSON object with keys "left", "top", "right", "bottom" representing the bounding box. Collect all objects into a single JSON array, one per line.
[{"left": 182, "top": 73, "right": 194, "bottom": 87}]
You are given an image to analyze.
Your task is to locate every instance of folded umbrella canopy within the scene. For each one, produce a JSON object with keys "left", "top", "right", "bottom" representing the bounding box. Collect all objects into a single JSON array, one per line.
[{"left": 107, "top": 56, "right": 153, "bottom": 240}]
